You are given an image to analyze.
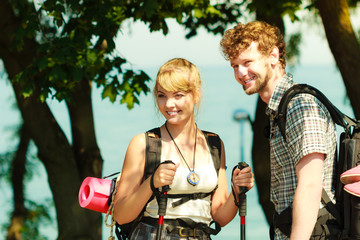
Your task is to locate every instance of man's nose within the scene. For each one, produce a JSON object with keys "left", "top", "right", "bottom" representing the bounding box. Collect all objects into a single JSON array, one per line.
[
  {"left": 236, "top": 65, "right": 247, "bottom": 78},
  {"left": 235, "top": 66, "right": 247, "bottom": 84}
]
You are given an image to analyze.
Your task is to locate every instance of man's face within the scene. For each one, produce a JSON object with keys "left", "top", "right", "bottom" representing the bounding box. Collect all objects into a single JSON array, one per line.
[{"left": 230, "top": 42, "right": 273, "bottom": 95}]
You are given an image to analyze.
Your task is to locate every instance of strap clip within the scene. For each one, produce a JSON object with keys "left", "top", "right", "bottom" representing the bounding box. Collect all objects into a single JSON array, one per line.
[
  {"left": 179, "top": 227, "right": 188, "bottom": 237},
  {"left": 178, "top": 227, "right": 198, "bottom": 237}
]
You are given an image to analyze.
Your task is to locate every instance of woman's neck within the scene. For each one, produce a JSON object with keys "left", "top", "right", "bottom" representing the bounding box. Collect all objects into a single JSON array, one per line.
[{"left": 164, "top": 120, "right": 197, "bottom": 142}]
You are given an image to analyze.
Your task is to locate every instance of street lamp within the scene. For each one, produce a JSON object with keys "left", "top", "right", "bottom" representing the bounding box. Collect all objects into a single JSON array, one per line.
[{"left": 233, "top": 109, "right": 252, "bottom": 163}]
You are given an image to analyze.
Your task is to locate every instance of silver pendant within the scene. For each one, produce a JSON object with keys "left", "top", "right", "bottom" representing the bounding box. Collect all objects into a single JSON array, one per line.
[{"left": 187, "top": 171, "right": 200, "bottom": 186}]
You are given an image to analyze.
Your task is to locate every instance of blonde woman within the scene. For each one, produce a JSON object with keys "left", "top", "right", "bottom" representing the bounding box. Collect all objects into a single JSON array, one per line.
[{"left": 113, "top": 58, "right": 254, "bottom": 240}]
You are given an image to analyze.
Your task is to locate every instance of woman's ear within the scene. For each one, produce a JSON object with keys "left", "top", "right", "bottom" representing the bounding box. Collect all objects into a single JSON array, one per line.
[{"left": 194, "top": 89, "right": 201, "bottom": 104}]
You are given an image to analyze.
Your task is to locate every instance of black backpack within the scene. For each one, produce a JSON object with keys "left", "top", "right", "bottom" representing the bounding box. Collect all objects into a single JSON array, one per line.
[
  {"left": 273, "top": 84, "right": 360, "bottom": 239},
  {"left": 114, "top": 127, "right": 222, "bottom": 239}
]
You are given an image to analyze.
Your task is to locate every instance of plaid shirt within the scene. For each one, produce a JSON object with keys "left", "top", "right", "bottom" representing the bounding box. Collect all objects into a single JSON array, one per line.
[{"left": 266, "top": 73, "right": 337, "bottom": 240}]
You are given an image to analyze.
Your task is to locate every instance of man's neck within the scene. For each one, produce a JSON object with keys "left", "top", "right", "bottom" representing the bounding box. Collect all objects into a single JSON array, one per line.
[{"left": 259, "top": 67, "right": 286, "bottom": 104}]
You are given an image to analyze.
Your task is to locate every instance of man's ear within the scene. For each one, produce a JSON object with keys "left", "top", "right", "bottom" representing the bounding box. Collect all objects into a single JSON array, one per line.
[{"left": 269, "top": 47, "right": 280, "bottom": 66}]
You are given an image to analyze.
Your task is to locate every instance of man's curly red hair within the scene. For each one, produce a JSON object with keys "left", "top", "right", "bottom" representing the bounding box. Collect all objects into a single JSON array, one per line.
[{"left": 220, "top": 21, "right": 286, "bottom": 69}]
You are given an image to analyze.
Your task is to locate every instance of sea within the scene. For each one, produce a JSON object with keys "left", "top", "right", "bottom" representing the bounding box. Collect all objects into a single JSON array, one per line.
[{"left": 0, "top": 64, "right": 353, "bottom": 239}]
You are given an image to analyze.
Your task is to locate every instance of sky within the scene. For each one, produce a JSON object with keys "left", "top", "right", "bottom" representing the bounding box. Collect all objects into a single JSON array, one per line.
[
  {"left": 114, "top": 14, "right": 337, "bottom": 69},
  {"left": 114, "top": 3, "right": 360, "bottom": 69}
]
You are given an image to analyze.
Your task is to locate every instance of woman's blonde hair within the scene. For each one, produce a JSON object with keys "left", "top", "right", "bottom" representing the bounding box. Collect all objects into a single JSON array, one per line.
[{"left": 154, "top": 58, "right": 202, "bottom": 113}]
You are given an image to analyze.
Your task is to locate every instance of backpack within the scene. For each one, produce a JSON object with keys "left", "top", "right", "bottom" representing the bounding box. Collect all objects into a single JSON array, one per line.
[
  {"left": 273, "top": 83, "right": 360, "bottom": 239},
  {"left": 114, "top": 127, "right": 222, "bottom": 240}
]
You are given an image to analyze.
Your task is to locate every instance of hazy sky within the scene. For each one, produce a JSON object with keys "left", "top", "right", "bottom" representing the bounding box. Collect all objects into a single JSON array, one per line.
[{"left": 115, "top": 17, "right": 336, "bottom": 69}]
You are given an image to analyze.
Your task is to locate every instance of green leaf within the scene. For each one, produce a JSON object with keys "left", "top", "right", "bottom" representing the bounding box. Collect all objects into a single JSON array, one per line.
[
  {"left": 143, "top": 0, "right": 159, "bottom": 18},
  {"left": 120, "top": 92, "right": 136, "bottom": 109},
  {"left": 86, "top": 51, "right": 98, "bottom": 65},
  {"left": 194, "top": 9, "right": 205, "bottom": 19},
  {"left": 72, "top": 67, "right": 83, "bottom": 82},
  {"left": 37, "top": 57, "right": 48, "bottom": 71},
  {"left": 102, "top": 84, "right": 117, "bottom": 102}
]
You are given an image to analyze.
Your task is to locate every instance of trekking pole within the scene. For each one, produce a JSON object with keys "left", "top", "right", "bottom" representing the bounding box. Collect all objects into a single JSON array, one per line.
[
  {"left": 237, "top": 162, "right": 249, "bottom": 240},
  {"left": 156, "top": 185, "right": 170, "bottom": 240},
  {"left": 156, "top": 160, "right": 173, "bottom": 240}
]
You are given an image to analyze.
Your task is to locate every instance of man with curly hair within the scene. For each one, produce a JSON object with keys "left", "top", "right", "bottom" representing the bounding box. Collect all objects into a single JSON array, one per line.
[{"left": 220, "top": 21, "right": 340, "bottom": 240}]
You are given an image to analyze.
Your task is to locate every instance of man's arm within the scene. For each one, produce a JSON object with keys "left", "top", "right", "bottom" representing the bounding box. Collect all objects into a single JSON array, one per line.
[{"left": 290, "top": 152, "right": 324, "bottom": 240}]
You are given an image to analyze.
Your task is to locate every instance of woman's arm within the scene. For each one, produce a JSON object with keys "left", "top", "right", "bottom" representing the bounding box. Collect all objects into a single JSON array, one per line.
[
  {"left": 113, "top": 133, "right": 152, "bottom": 224},
  {"left": 210, "top": 140, "right": 255, "bottom": 226},
  {"left": 113, "top": 133, "right": 178, "bottom": 224}
]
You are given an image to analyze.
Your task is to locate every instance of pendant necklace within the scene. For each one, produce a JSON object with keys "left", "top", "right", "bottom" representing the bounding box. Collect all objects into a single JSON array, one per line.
[{"left": 165, "top": 122, "right": 200, "bottom": 186}]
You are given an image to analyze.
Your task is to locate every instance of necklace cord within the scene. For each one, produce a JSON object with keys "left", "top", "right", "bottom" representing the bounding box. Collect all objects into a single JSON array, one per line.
[{"left": 165, "top": 122, "right": 197, "bottom": 171}]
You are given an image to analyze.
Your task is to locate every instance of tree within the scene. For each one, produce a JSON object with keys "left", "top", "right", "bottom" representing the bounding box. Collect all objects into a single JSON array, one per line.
[
  {"left": 316, "top": 0, "right": 360, "bottom": 118},
  {"left": 0, "top": 0, "right": 243, "bottom": 239},
  {"left": 7, "top": 125, "right": 30, "bottom": 240}
]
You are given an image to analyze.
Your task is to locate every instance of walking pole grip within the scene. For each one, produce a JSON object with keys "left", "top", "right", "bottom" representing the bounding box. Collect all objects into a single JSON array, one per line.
[
  {"left": 237, "top": 162, "right": 249, "bottom": 217},
  {"left": 237, "top": 162, "right": 249, "bottom": 240},
  {"left": 158, "top": 185, "right": 170, "bottom": 216},
  {"left": 237, "top": 162, "right": 249, "bottom": 195},
  {"left": 156, "top": 160, "right": 174, "bottom": 240}
]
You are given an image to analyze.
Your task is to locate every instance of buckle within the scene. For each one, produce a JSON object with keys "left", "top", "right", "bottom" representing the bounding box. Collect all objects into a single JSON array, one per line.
[
  {"left": 179, "top": 227, "right": 188, "bottom": 237},
  {"left": 178, "top": 227, "right": 197, "bottom": 237}
]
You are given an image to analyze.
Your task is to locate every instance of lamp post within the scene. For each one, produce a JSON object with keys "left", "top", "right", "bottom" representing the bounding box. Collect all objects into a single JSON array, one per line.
[{"left": 233, "top": 109, "right": 252, "bottom": 163}]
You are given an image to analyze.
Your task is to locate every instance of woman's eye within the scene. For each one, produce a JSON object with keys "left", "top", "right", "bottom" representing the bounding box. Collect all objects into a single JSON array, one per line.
[{"left": 175, "top": 93, "right": 186, "bottom": 99}]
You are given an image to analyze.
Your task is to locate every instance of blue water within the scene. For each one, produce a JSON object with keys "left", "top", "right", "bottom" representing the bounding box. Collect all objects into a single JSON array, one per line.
[{"left": 0, "top": 64, "right": 351, "bottom": 239}]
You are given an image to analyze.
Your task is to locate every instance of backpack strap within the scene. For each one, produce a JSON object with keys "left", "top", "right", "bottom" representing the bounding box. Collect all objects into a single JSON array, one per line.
[
  {"left": 167, "top": 192, "right": 213, "bottom": 207},
  {"left": 273, "top": 191, "right": 344, "bottom": 239},
  {"left": 144, "top": 127, "right": 162, "bottom": 181},
  {"left": 275, "top": 84, "right": 357, "bottom": 142},
  {"left": 202, "top": 130, "right": 222, "bottom": 175},
  {"left": 320, "top": 188, "right": 342, "bottom": 225}
]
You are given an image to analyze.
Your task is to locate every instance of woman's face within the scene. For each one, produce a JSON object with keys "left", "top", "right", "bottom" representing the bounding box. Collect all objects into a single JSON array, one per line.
[{"left": 156, "top": 84, "right": 196, "bottom": 124}]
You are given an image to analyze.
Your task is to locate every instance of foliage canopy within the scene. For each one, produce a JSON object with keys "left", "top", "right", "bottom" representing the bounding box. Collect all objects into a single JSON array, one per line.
[{"left": 10, "top": 0, "right": 243, "bottom": 109}]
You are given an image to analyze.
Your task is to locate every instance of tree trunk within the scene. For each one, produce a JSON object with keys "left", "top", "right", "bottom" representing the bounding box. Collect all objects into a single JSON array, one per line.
[
  {"left": 316, "top": 0, "right": 360, "bottom": 118},
  {"left": 0, "top": 1, "right": 102, "bottom": 239},
  {"left": 251, "top": 98, "right": 274, "bottom": 225},
  {"left": 11, "top": 80, "right": 101, "bottom": 240},
  {"left": 66, "top": 78, "right": 104, "bottom": 238},
  {"left": 7, "top": 125, "right": 30, "bottom": 240},
  {"left": 66, "top": 79, "right": 103, "bottom": 180}
]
